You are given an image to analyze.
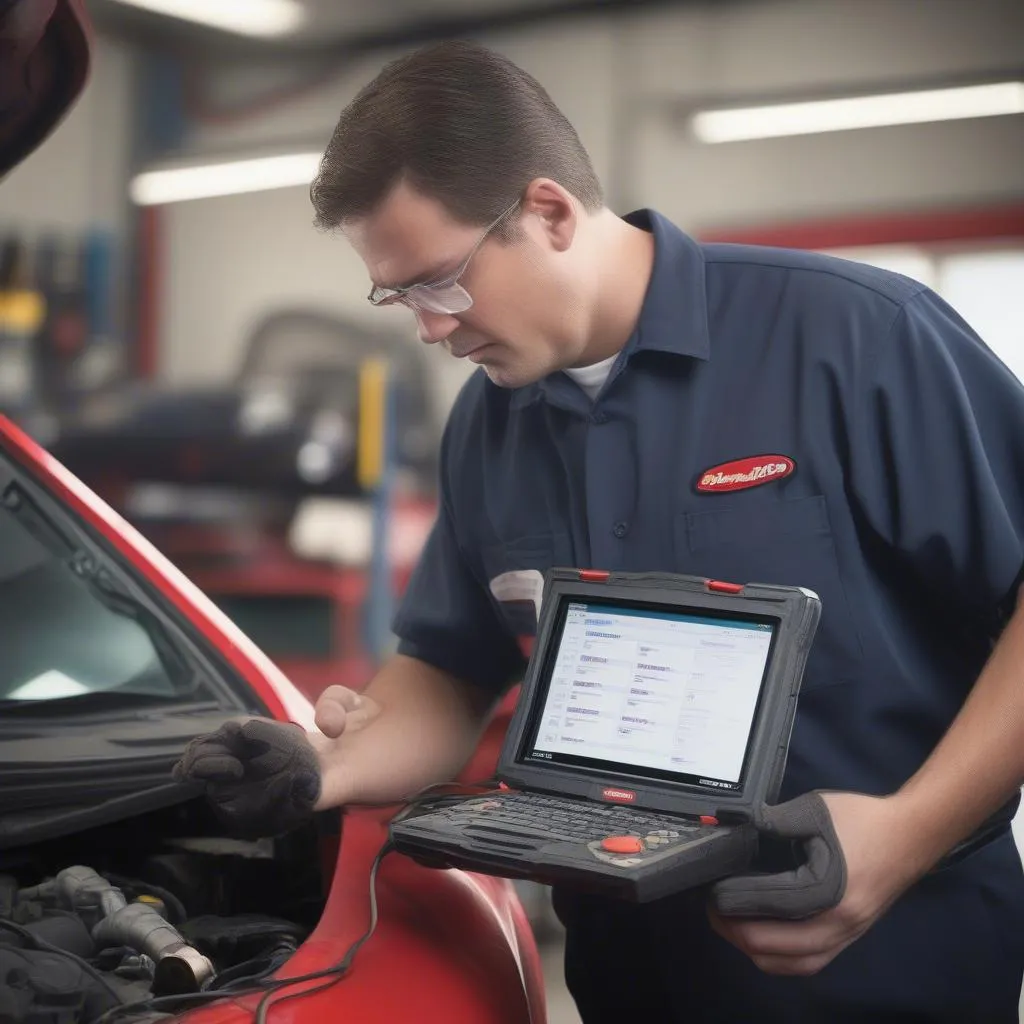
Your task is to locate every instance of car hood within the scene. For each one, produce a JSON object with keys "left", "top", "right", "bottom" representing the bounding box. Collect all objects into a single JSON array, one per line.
[{"left": 0, "top": 412, "right": 315, "bottom": 844}]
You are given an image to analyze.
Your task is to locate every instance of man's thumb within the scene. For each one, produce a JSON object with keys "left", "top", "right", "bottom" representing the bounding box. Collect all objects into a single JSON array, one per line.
[{"left": 314, "top": 697, "right": 349, "bottom": 739}]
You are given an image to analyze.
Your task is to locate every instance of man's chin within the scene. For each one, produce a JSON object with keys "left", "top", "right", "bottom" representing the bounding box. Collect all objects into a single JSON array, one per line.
[{"left": 482, "top": 361, "right": 539, "bottom": 390}]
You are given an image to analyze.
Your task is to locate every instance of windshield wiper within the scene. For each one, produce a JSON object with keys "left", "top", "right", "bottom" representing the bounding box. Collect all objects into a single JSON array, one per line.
[
  {"left": 1, "top": 481, "right": 208, "bottom": 697},
  {"left": 0, "top": 691, "right": 222, "bottom": 717},
  {"left": 68, "top": 550, "right": 200, "bottom": 691}
]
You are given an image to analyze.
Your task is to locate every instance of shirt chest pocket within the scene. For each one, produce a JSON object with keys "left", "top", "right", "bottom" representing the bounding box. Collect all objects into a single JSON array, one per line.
[
  {"left": 676, "top": 494, "right": 864, "bottom": 689},
  {"left": 480, "top": 532, "right": 575, "bottom": 654}
]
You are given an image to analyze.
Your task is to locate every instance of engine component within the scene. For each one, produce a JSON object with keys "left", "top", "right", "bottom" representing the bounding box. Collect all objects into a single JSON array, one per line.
[
  {"left": 93, "top": 901, "right": 213, "bottom": 996},
  {"left": 21, "top": 912, "right": 94, "bottom": 961},
  {"left": 0, "top": 942, "right": 120, "bottom": 1024},
  {"left": 180, "top": 914, "right": 306, "bottom": 967},
  {"left": 20, "top": 866, "right": 214, "bottom": 996}
]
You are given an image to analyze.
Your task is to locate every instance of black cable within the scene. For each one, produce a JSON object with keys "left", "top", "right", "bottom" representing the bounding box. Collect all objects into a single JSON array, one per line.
[
  {"left": 252, "top": 840, "right": 394, "bottom": 1024},
  {"left": 93, "top": 777, "right": 500, "bottom": 1024},
  {"left": 386, "top": 775, "right": 502, "bottom": 826},
  {"left": 207, "top": 942, "right": 298, "bottom": 991},
  {"left": 95, "top": 840, "right": 398, "bottom": 1024},
  {"left": 241, "top": 775, "right": 501, "bottom": 1023},
  {"left": 0, "top": 918, "right": 125, "bottom": 1006}
]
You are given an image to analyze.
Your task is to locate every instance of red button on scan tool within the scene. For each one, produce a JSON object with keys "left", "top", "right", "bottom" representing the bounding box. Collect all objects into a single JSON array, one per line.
[{"left": 600, "top": 835, "right": 645, "bottom": 854}]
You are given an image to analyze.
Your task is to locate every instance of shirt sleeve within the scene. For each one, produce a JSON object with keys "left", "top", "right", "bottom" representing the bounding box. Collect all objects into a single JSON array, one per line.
[
  {"left": 848, "top": 286, "right": 1024, "bottom": 629},
  {"left": 391, "top": 411, "right": 527, "bottom": 695}
]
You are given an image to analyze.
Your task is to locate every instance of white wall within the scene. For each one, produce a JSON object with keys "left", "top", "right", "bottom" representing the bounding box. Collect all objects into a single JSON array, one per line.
[
  {"left": 157, "top": 0, "right": 1024, "bottom": 394},
  {"left": 623, "top": 0, "right": 1024, "bottom": 228},
  {"left": 0, "top": 36, "right": 134, "bottom": 236}
]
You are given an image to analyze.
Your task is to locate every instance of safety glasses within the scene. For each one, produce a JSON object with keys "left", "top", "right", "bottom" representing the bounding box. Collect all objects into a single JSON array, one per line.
[{"left": 367, "top": 199, "right": 521, "bottom": 315}]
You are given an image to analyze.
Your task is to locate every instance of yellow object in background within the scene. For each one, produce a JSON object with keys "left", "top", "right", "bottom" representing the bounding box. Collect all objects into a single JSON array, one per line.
[
  {"left": 358, "top": 357, "right": 390, "bottom": 489},
  {"left": 0, "top": 289, "right": 46, "bottom": 333}
]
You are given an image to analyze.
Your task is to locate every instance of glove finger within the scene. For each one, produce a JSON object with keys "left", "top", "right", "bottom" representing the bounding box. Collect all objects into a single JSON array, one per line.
[
  {"left": 239, "top": 718, "right": 311, "bottom": 776},
  {"left": 173, "top": 735, "right": 236, "bottom": 779},
  {"left": 290, "top": 767, "right": 321, "bottom": 808},
  {"left": 212, "top": 776, "right": 313, "bottom": 839},
  {"left": 186, "top": 751, "right": 246, "bottom": 783},
  {"left": 756, "top": 791, "right": 832, "bottom": 840},
  {"left": 713, "top": 834, "right": 845, "bottom": 919}
]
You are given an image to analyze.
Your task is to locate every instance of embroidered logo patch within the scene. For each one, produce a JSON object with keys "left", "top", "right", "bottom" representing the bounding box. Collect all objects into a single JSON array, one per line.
[{"left": 696, "top": 455, "right": 796, "bottom": 493}]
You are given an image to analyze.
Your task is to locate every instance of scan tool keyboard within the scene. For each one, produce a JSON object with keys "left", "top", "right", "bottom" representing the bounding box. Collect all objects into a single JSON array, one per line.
[{"left": 436, "top": 791, "right": 718, "bottom": 863}]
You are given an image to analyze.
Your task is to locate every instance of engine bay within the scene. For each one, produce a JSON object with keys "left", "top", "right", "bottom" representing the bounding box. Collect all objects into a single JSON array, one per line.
[{"left": 0, "top": 797, "right": 333, "bottom": 1024}]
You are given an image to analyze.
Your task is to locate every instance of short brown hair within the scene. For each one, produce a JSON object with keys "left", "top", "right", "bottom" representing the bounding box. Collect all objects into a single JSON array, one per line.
[{"left": 310, "top": 39, "right": 604, "bottom": 235}]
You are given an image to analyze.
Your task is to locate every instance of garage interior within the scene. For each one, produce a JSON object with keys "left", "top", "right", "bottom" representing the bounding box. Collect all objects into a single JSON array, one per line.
[{"left": 1, "top": 1, "right": 1023, "bottom": 1022}]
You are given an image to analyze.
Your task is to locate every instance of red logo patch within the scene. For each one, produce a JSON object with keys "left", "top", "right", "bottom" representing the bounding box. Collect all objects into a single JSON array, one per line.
[
  {"left": 601, "top": 787, "right": 636, "bottom": 804},
  {"left": 696, "top": 455, "right": 795, "bottom": 493}
]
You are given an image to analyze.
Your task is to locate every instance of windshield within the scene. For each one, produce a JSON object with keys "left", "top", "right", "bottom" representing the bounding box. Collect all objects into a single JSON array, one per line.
[{"left": 0, "top": 481, "right": 212, "bottom": 707}]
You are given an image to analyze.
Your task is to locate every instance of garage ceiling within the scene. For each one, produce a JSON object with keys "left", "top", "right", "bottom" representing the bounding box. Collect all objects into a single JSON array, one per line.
[{"left": 88, "top": 0, "right": 728, "bottom": 54}]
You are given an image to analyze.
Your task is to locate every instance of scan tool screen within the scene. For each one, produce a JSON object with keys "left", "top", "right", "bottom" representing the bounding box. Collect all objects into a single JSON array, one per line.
[{"left": 524, "top": 599, "right": 776, "bottom": 792}]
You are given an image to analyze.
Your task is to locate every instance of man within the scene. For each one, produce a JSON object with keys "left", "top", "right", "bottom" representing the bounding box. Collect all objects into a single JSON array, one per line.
[{"left": 175, "top": 40, "right": 1024, "bottom": 1022}]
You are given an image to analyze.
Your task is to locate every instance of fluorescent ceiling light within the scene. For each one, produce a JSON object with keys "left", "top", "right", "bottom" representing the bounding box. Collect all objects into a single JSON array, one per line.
[
  {"left": 110, "top": 0, "right": 306, "bottom": 38},
  {"left": 131, "top": 152, "right": 322, "bottom": 206},
  {"left": 692, "top": 81, "right": 1024, "bottom": 144}
]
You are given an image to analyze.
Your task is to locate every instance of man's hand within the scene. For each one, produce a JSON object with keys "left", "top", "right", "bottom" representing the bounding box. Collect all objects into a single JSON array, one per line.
[
  {"left": 171, "top": 687, "right": 382, "bottom": 835},
  {"left": 313, "top": 684, "right": 382, "bottom": 741},
  {"left": 709, "top": 791, "right": 923, "bottom": 976},
  {"left": 172, "top": 717, "right": 323, "bottom": 839},
  {"left": 305, "top": 685, "right": 383, "bottom": 810}
]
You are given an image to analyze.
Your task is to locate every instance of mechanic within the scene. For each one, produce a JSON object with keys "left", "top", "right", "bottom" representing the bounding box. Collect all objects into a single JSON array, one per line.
[{"left": 175, "top": 40, "right": 1024, "bottom": 1023}]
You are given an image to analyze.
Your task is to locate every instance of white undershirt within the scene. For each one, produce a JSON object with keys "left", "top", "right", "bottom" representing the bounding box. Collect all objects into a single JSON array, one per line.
[{"left": 562, "top": 354, "right": 618, "bottom": 402}]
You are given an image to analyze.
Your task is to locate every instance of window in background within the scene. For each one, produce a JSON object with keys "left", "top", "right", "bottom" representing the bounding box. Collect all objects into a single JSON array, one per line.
[
  {"left": 822, "top": 244, "right": 1024, "bottom": 385},
  {"left": 939, "top": 250, "right": 1024, "bottom": 384}
]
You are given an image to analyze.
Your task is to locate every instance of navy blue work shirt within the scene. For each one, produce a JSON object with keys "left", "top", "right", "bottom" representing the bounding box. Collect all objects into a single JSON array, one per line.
[{"left": 393, "top": 209, "right": 1024, "bottom": 804}]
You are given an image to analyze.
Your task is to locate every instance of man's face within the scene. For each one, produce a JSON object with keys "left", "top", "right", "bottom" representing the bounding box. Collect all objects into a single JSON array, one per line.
[{"left": 343, "top": 179, "right": 589, "bottom": 389}]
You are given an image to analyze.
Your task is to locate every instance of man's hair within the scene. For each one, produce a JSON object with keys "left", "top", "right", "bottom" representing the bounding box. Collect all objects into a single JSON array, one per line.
[{"left": 310, "top": 39, "right": 604, "bottom": 236}]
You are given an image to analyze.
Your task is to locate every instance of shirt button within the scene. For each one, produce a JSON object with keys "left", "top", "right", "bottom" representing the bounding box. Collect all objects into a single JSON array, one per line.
[
  {"left": 591, "top": 411, "right": 609, "bottom": 425},
  {"left": 613, "top": 521, "right": 629, "bottom": 539}
]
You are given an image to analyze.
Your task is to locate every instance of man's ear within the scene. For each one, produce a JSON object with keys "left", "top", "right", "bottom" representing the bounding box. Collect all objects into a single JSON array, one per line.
[{"left": 520, "top": 178, "right": 577, "bottom": 252}]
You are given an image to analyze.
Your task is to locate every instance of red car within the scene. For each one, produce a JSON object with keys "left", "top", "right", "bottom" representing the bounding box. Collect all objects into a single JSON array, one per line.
[
  {"left": 0, "top": 402, "right": 546, "bottom": 1024},
  {"left": 0, "top": 4, "right": 546, "bottom": 1022}
]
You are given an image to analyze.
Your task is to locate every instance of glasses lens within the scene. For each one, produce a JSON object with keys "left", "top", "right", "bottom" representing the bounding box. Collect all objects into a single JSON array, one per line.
[{"left": 407, "top": 283, "right": 473, "bottom": 315}]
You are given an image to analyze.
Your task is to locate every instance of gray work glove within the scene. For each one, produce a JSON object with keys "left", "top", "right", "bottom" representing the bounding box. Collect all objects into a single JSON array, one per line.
[
  {"left": 172, "top": 718, "right": 322, "bottom": 839},
  {"left": 712, "top": 791, "right": 847, "bottom": 920}
]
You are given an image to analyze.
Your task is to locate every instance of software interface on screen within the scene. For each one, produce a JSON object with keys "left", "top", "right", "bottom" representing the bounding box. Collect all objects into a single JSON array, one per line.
[{"left": 528, "top": 600, "right": 775, "bottom": 789}]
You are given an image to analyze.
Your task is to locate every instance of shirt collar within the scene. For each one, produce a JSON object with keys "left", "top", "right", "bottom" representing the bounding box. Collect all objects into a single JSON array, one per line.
[
  {"left": 622, "top": 208, "right": 710, "bottom": 361},
  {"left": 509, "top": 208, "right": 710, "bottom": 410}
]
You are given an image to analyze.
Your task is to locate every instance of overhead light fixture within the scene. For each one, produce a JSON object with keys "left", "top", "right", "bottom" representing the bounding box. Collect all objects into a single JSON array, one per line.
[
  {"left": 691, "top": 81, "right": 1024, "bottom": 144},
  {"left": 109, "top": 0, "right": 306, "bottom": 38},
  {"left": 130, "top": 152, "right": 322, "bottom": 206}
]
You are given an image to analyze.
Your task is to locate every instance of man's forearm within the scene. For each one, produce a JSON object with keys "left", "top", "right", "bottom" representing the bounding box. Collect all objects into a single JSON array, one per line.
[
  {"left": 310, "top": 654, "right": 497, "bottom": 809},
  {"left": 892, "top": 587, "right": 1024, "bottom": 876}
]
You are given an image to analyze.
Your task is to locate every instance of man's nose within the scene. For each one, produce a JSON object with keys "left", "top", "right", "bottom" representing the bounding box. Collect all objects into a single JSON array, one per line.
[{"left": 415, "top": 310, "right": 460, "bottom": 345}]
